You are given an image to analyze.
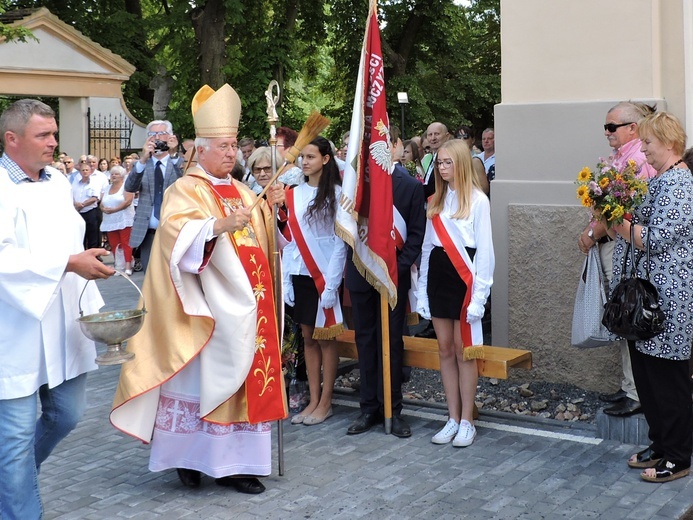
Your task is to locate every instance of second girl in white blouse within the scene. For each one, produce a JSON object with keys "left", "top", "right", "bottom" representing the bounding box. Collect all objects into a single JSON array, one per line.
[{"left": 416, "top": 139, "right": 494, "bottom": 448}]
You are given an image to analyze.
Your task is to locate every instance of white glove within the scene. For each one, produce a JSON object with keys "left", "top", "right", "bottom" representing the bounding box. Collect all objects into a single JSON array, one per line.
[
  {"left": 466, "top": 301, "right": 485, "bottom": 323},
  {"left": 320, "top": 288, "right": 338, "bottom": 309},
  {"left": 284, "top": 281, "right": 295, "bottom": 307},
  {"left": 416, "top": 299, "right": 431, "bottom": 321}
]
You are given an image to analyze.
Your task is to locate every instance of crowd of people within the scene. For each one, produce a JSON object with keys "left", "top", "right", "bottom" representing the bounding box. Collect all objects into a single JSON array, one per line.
[
  {"left": 5, "top": 89, "right": 692, "bottom": 519},
  {"left": 0, "top": 87, "right": 496, "bottom": 517}
]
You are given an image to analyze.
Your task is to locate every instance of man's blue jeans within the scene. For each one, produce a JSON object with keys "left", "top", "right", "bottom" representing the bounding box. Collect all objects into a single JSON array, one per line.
[{"left": 0, "top": 373, "right": 88, "bottom": 520}]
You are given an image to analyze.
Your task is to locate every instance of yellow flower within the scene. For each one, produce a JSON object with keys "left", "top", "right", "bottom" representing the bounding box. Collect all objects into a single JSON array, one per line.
[
  {"left": 577, "top": 167, "right": 592, "bottom": 182},
  {"left": 577, "top": 185, "right": 588, "bottom": 198},
  {"left": 598, "top": 177, "right": 610, "bottom": 189},
  {"left": 608, "top": 205, "right": 624, "bottom": 221},
  {"left": 581, "top": 195, "right": 593, "bottom": 207}
]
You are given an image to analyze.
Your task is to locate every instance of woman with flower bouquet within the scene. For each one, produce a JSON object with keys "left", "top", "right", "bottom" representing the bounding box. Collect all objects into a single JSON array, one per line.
[
  {"left": 576, "top": 102, "right": 657, "bottom": 418},
  {"left": 606, "top": 112, "right": 692, "bottom": 483}
]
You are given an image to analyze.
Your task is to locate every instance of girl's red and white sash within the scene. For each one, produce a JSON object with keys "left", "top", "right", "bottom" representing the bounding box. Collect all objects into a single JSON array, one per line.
[
  {"left": 286, "top": 187, "right": 344, "bottom": 339},
  {"left": 431, "top": 213, "right": 484, "bottom": 360}
]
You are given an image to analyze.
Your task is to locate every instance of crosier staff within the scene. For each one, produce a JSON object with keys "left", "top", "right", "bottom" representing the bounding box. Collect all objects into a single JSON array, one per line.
[
  {"left": 264, "top": 80, "right": 286, "bottom": 476},
  {"left": 248, "top": 111, "right": 330, "bottom": 212}
]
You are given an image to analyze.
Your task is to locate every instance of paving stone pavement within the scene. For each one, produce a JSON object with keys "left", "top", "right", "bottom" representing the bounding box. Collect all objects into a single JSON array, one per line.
[{"left": 34, "top": 271, "right": 693, "bottom": 519}]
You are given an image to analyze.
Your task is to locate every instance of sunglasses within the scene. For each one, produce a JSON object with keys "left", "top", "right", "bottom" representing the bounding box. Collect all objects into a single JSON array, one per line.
[
  {"left": 604, "top": 122, "right": 633, "bottom": 132},
  {"left": 253, "top": 166, "right": 271, "bottom": 174}
]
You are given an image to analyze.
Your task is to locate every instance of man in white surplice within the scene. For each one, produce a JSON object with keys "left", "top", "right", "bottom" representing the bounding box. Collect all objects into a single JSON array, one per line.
[{"left": 0, "top": 99, "right": 114, "bottom": 520}]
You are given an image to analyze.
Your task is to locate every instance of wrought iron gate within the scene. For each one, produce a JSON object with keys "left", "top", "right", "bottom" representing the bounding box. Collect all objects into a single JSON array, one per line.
[{"left": 88, "top": 108, "right": 134, "bottom": 160}]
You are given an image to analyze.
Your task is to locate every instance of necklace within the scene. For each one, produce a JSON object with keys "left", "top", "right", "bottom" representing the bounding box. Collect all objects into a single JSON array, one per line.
[{"left": 661, "top": 158, "right": 683, "bottom": 174}]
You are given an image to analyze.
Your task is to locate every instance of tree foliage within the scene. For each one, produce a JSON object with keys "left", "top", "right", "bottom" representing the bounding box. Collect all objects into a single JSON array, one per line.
[
  {"left": 0, "top": 1, "right": 37, "bottom": 42},
  {"left": 2, "top": 0, "right": 499, "bottom": 142}
]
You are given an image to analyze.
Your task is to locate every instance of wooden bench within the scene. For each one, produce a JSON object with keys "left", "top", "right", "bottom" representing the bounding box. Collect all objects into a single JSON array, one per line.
[{"left": 335, "top": 329, "right": 532, "bottom": 380}]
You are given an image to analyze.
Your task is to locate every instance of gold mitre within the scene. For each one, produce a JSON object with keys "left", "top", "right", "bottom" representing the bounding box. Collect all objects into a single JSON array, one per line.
[{"left": 191, "top": 84, "right": 242, "bottom": 138}]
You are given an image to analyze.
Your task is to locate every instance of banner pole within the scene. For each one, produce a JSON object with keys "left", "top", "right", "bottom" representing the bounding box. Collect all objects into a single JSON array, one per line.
[{"left": 381, "top": 292, "right": 392, "bottom": 433}]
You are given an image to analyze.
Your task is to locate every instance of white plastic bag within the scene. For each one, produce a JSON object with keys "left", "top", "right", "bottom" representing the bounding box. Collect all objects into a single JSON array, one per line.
[
  {"left": 114, "top": 244, "right": 126, "bottom": 271},
  {"left": 571, "top": 247, "right": 616, "bottom": 348}
]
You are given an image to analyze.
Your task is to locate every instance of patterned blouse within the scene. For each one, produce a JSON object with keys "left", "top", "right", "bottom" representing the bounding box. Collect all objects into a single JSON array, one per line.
[{"left": 611, "top": 166, "right": 693, "bottom": 360}]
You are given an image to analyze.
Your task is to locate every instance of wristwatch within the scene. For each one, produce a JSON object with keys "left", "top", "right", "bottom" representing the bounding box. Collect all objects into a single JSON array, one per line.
[{"left": 587, "top": 229, "right": 598, "bottom": 243}]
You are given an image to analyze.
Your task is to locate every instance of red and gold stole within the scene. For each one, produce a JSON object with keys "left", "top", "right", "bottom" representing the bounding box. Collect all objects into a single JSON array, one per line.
[
  {"left": 431, "top": 213, "right": 484, "bottom": 360},
  {"left": 286, "top": 187, "right": 344, "bottom": 340},
  {"left": 202, "top": 179, "right": 286, "bottom": 422}
]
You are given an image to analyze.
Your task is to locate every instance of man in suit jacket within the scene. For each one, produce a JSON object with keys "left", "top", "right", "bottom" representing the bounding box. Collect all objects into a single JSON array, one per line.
[
  {"left": 345, "top": 163, "right": 426, "bottom": 438},
  {"left": 125, "top": 120, "right": 184, "bottom": 272}
]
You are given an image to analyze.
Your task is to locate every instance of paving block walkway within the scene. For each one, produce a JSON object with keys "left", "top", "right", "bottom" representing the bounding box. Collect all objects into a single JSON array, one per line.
[{"left": 33, "top": 273, "right": 693, "bottom": 519}]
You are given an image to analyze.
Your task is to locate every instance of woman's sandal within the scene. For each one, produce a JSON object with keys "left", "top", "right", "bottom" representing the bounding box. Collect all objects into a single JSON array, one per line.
[
  {"left": 628, "top": 446, "right": 663, "bottom": 469},
  {"left": 641, "top": 459, "right": 690, "bottom": 483}
]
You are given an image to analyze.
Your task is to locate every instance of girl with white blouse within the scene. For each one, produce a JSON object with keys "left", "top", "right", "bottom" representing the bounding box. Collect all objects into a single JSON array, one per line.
[
  {"left": 417, "top": 139, "right": 494, "bottom": 447},
  {"left": 283, "top": 137, "right": 347, "bottom": 426}
]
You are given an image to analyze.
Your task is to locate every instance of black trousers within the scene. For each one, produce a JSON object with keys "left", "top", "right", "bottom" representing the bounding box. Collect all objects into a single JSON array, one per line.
[
  {"left": 80, "top": 208, "right": 100, "bottom": 250},
  {"left": 139, "top": 229, "right": 157, "bottom": 272},
  {"left": 350, "top": 277, "right": 409, "bottom": 415},
  {"left": 629, "top": 341, "right": 693, "bottom": 464}
]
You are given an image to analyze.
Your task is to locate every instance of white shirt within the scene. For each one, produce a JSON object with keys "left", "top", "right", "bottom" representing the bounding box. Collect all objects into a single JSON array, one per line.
[
  {"left": 417, "top": 187, "right": 494, "bottom": 309},
  {"left": 0, "top": 164, "right": 102, "bottom": 400},
  {"left": 475, "top": 152, "right": 495, "bottom": 174},
  {"left": 282, "top": 183, "right": 347, "bottom": 291},
  {"left": 72, "top": 175, "right": 100, "bottom": 213}
]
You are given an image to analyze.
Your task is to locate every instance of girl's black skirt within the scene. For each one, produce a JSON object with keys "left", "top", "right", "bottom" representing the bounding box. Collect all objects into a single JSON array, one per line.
[
  {"left": 292, "top": 274, "right": 319, "bottom": 327},
  {"left": 427, "top": 246, "right": 475, "bottom": 320}
]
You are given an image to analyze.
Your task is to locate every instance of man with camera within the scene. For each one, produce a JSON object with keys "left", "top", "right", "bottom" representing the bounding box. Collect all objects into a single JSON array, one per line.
[{"left": 125, "top": 120, "right": 184, "bottom": 272}]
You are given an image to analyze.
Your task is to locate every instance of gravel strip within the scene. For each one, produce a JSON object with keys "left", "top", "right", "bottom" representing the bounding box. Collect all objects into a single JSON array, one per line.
[{"left": 337, "top": 367, "right": 604, "bottom": 424}]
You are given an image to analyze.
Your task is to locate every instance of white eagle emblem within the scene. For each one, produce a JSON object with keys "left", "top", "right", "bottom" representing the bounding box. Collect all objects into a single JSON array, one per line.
[{"left": 368, "top": 119, "right": 392, "bottom": 173}]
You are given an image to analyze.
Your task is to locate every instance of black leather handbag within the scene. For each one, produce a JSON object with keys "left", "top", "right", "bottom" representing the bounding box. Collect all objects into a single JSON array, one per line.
[{"left": 602, "top": 224, "right": 666, "bottom": 341}]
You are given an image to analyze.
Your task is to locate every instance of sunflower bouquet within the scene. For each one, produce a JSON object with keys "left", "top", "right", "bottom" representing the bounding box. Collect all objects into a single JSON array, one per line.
[{"left": 575, "top": 158, "right": 648, "bottom": 227}]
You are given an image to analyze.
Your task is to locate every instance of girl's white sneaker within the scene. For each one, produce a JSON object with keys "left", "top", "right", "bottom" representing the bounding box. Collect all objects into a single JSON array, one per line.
[
  {"left": 431, "top": 418, "right": 459, "bottom": 444},
  {"left": 452, "top": 419, "right": 476, "bottom": 447}
]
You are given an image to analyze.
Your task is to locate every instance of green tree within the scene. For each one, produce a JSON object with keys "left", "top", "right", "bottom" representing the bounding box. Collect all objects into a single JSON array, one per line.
[
  {"left": 0, "top": 1, "right": 36, "bottom": 42},
  {"left": 2, "top": 0, "right": 500, "bottom": 143}
]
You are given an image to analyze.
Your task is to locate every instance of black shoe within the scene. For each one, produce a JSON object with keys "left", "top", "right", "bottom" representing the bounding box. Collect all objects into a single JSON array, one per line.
[
  {"left": 604, "top": 397, "right": 642, "bottom": 416},
  {"left": 176, "top": 468, "right": 201, "bottom": 488},
  {"left": 215, "top": 476, "right": 266, "bottom": 494},
  {"left": 599, "top": 389, "right": 627, "bottom": 403},
  {"left": 391, "top": 415, "right": 412, "bottom": 438},
  {"left": 628, "top": 446, "right": 663, "bottom": 469},
  {"left": 415, "top": 324, "right": 437, "bottom": 339},
  {"left": 347, "top": 412, "right": 383, "bottom": 435}
]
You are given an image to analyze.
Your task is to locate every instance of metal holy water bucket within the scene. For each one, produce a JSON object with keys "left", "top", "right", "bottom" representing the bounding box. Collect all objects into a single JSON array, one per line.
[{"left": 77, "top": 271, "right": 146, "bottom": 366}]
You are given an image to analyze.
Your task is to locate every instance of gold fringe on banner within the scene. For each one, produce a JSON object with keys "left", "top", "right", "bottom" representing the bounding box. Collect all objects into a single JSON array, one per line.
[
  {"left": 312, "top": 322, "right": 345, "bottom": 341},
  {"left": 463, "top": 345, "right": 485, "bottom": 361}
]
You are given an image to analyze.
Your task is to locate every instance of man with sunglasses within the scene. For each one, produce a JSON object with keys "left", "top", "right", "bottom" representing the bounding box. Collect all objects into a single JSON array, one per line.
[
  {"left": 125, "top": 120, "right": 184, "bottom": 272},
  {"left": 62, "top": 155, "right": 79, "bottom": 183},
  {"left": 577, "top": 101, "right": 657, "bottom": 417}
]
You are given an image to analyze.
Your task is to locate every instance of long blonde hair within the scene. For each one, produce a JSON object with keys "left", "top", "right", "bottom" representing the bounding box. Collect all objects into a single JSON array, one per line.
[{"left": 426, "top": 139, "right": 481, "bottom": 219}]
